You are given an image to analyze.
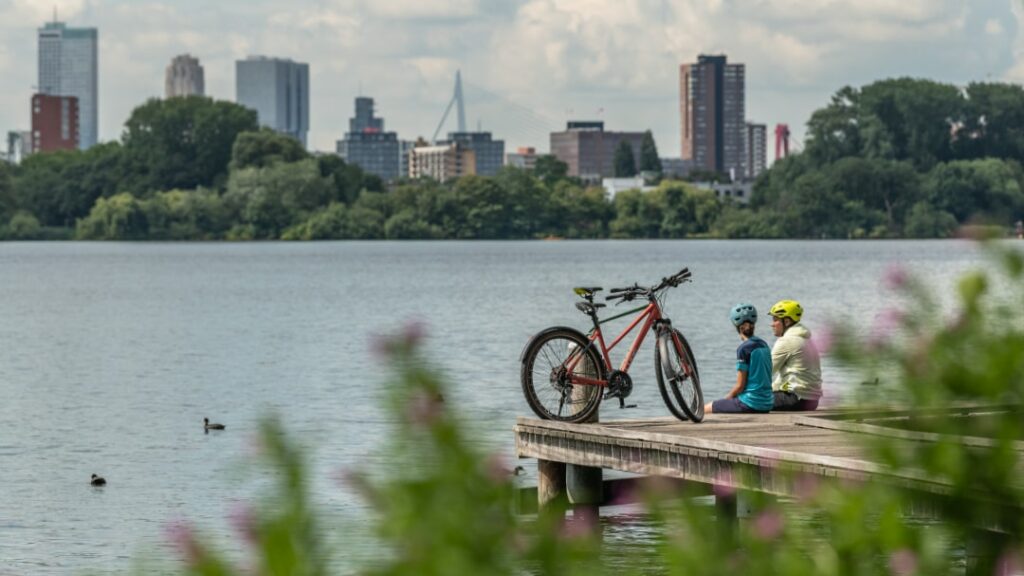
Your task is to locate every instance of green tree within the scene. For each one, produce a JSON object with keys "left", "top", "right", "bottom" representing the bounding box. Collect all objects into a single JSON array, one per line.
[
  {"left": 532, "top": 154, "right": 570, "bottom": 187},
  {"left": 230, "top": 128, "right": 309, "bottom": 171},
  {"left": 141, "top": 188, "right": 230, "bottom": 240},
  {"left": 639, "top": 130, "right": 662, "bottom": 173},
  {"left": 5, "top": 211, "right": 42, "bottom": 240},
  {"left": 316, "top": 154, "right": 379, "bottom": 205},
  {"left": 956, "top": 82, "right": 1024, "bottom": 161},
  {"left": 610, "top": 188, "right": 660, "bottom": 237},
  {"left": 75, "top": 193, "right": 149, "bottom": 240},
  {"left": 613, "top": 141, "right": 637, "bottom": 177},
  {"left": 903, "top": 201, "right": 959, "bottom": 238},
  {"left": 924, "top": 158, "right": 1024, "bottom": 224},
  {"left": 121, "top": 96, "right": 258, "bottom": 194},
  {"left": 0, "top": 161, "right": 14, "bottom": 222},
  {"left": 11, "top": 143, "right": 126, "bottom": 227},
  {"left": 224, "top": 159, "right": 333, "bottom": 238}
]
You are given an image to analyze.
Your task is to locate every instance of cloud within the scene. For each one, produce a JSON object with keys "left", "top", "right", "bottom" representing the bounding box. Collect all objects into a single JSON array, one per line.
[{"left": 0, "top": 0, "right": 1018, "bottom": 155}]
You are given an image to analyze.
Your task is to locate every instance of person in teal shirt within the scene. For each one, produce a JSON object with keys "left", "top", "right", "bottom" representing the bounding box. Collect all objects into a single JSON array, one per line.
[{"left": 704, "top": 303, "right": 774, "bottom": 414}]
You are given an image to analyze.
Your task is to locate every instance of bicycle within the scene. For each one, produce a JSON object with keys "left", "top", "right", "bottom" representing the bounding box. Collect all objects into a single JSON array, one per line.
[{"left": 520, "top": 268, "right": 704, "bottom": 424}]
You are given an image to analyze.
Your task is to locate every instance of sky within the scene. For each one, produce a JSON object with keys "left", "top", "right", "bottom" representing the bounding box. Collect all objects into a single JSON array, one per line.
[{"left": 1, "top": 0, "right": 1023, "bottom": 157}]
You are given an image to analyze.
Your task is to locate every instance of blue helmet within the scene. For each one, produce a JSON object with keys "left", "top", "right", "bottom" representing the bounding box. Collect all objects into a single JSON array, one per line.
[{"left": 729, "top": 303, "right": 757, "bottom": 327}]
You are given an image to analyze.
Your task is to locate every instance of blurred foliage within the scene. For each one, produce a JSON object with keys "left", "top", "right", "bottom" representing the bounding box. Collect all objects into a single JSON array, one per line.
[{"left": 159, "top": 244, "right": 1024, "bottom": 575}]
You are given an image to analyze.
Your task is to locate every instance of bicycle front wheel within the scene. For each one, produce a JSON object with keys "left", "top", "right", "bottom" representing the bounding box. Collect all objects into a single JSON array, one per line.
[
  {"left": 521, "top": 328, "right": 604, "bottom": 422},
  {"left": 655, "top": 328, "right": 704, "bottom": 423}
]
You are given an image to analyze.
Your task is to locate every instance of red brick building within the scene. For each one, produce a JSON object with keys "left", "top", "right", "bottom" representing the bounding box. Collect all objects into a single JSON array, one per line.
[{"left": 32, "top": 93, "right": 79, "bottom": 152}]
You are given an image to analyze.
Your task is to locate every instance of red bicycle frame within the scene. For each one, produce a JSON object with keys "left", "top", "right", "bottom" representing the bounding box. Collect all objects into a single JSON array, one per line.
[{"left": 564, "top": 300, "right": 664, "bottom": 387}]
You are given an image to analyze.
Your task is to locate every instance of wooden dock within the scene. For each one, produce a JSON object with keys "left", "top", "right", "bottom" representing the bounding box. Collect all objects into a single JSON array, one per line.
[{"left": 514, "top": 407, "right": 1020, "bottom": 505}]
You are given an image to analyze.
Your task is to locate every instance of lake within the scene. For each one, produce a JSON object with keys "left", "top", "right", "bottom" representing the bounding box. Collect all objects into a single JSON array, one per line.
[{"left": 0, "top": 240, "right": 991, "bottom": 573}]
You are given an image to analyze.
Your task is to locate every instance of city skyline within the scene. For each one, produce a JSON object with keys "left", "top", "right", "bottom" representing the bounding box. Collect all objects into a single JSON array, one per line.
[{"left": 0, "top": 1, "right": 1021, "bottom": 156}]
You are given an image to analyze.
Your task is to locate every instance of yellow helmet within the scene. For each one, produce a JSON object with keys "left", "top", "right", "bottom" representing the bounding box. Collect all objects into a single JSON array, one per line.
[{"left": 769, "top": 300, "right": 803, "bottom": 323}]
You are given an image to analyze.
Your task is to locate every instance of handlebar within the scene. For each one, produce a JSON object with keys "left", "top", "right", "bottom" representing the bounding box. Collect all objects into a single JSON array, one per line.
[{"left": 605, "top": 268, "right": 691, "bottom": 302}]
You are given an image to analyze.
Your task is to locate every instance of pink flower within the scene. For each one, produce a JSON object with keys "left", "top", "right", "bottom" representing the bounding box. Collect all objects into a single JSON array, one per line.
[
  {"left": 888, "top": 548, "right": 918, "bottom": 576},
  {"left": 163, "top": 519, "right": 203, "bottom": 566},
  {"left": 811, "top": 325, "right": 834, "bottom": 355},
  {"left": 371, "top": 321, "right": 428, "bottom": 358},
  {"left": 228, "top": 502, "right": 260, "bottom": 546},
  {"left": 405, "top": 388, "right": 444, "bottom": 427},
  {"left": 884, "top": 264, "right": 910, "bottom": 290},
  {"left": 751, "top": 510, "right": 784, "bottom": 540},
  {"left": 995, "top": 549, "right": 1022, "bottom": 576},
  {"left": 713, "top": 470, "right": 736, "bottom": 498},
  {"left": 795, "top": 473, "right": 821, "bottom": 503}
]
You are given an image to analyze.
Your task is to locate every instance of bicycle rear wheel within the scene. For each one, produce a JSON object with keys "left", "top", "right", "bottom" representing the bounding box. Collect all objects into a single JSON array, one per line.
[
  {"left": 655, "top": 328, "right": 704, "bottom": 422},
  {"left": 521, "top": 328, "right": 604, "bottom": 422}
]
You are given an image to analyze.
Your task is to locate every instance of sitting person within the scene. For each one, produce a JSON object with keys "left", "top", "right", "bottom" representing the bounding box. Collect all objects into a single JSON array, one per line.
[
  {"left": 768, "top": 299, "right": 823, "bottom": 411},
  {"left": 704, "top": 303, "right": 773, "bottom": 414}
]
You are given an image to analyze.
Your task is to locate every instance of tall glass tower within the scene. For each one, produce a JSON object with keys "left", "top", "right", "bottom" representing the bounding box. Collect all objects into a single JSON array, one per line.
[
  {"left": 236, "top": 56, "right": 309, "bottom": 148},
  {"left": 38, "top": 21, "right": 98, "bottom": 149}
]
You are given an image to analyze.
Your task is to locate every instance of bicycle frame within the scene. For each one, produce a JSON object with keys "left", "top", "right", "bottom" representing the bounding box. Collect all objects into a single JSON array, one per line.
[{"left": 565, "top": 300, "right": 666, "bottom": 387}]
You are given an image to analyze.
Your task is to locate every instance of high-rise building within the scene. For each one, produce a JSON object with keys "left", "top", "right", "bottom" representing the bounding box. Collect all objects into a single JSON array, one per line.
[
  {"left": 745, "top": 122, "right": 767, "bottom": 180},
  {"left": 336, "top": 97, "right": 400, "bottom": 181},
  {"left": 32, "top": 94, "right": 79, "bottom": 152},
  {"left": 409, "top": 142, "right": 475, "bottom": 182},
  {"left": 679, "top": 54, "right": 745, "bottom": 178},
  {"left": 506, "top": 146, "right": 538, "bottom": 170},
  {"left": 438, "top": 132, "right": 504, "bottom": 176},
  {"left": 165, "top": 54, "right": 205, "bottom": 98},
  {"left": 550, "top": 121, "right": 645, "bottom": 183},
  {"left": 38, "top": 21, "right": 98, "bottom": 149},
  {"left": 236, "top": 56, "right": 309, "bottom": 147}
]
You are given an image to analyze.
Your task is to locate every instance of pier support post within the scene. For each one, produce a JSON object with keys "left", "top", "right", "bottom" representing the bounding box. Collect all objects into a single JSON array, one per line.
[
  {"left": 537, "top": 459, "right": 566, "bottom": 510},
  {"left": 567, "top": 463, "right": 603, "bottom": 520}
]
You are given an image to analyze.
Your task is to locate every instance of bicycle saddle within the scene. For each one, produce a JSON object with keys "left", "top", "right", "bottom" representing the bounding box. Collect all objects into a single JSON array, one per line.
[
  {"left": 573, "top": 287, "right": 603, "bottom": 298},
  {"left": 575, "top": 301, "right": 606, "bottom": 315}
]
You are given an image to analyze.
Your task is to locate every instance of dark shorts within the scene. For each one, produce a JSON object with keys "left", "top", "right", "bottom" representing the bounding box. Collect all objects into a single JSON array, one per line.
[
  {"left": 773, "top": 391, "right": 819, "bottom": 411},
  {"left": 711, "top": 397, "right": 768, "bottom": 414}
]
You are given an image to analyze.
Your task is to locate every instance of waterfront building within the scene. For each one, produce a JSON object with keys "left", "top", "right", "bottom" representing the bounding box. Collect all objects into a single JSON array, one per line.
[
  {"left": 336, "top": 97, "right": 400, "bottom": 181},
  {"left": 408, "top": 142, "right": 475, "bottom": 182},
  {"left": 550, "top": 121, "right": 644, "bottom": 184},
  {"left": 6, "top": 131, "right": 33, "bottom": 164},
  {"left": 399, "top": 140, "right": 417, "bottom": 179},
  {"left": 679, "top": 54, "right": 745, "bottom": 177},
  {"left": 438, "top": 132, "right": 504, "bottom": 176},
  {"left": 745, "top": 122, "right": 767, "bottom": 180},
  {"left": 506, "top": 146, "right": 538, "bottom": 170},
  {"left": 694, "top": 180, "right": 753, "bottom": 205},
  {"left": 236, "top": 56, "right": 309, "bottom": 147},
  {"left": 165, "top": 54, "right": 205, "bottom": 98},
  {"left": 38, "top": 21, "right": 98, "bottom": 149},
  {"left": 31, "top": 94, "right": 79, "bottom": 152},
  {"left": 660, "top": 157, "right": 694, "bottom": 179}
]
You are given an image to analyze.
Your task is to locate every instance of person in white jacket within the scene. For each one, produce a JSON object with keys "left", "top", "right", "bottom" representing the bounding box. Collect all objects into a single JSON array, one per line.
[{"left": 768, "top": 299, "right": 823, "bottom": 411}]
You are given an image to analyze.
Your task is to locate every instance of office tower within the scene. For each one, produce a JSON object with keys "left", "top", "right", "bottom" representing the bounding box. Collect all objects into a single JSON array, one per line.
[
  {"left": 437, "top": 132, "right": 504, "bottom": 176},
  {"left": 165, "top": 54, "right": 205, "bottom": 98},
  {"left": 38, "top": 21, "right": 98, "bottom": 149},
  {"left": 236, "top": 56, "right": 309, "bottom": 147},
  {"left": 32, "top": 94, "right": 79, "bottom": 152},
  {"left": 549, "top": 121, "right": 645, "bottom": 183},
  {"left": 409, "top": 142, "right": 475, "bottom": 181},
  {"left": 506, "top": 146, "right": 538, "bottom": 170},
  {"left": 745, "top": 122, "right": 767, "bottom": 179},
  {"left": 680, "top": 54, "right": 745, "bottom": 177},
  {"left": 336, "top": 97, "right": 400, "bottom": 181}
]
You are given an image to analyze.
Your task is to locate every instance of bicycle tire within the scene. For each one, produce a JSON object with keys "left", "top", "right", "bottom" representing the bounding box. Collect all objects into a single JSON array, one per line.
[
  {"left": 521, "top": 328, "right": 604, "bottom": 422},
  {"left": 655, "top": 328, "right": 704, "bottom": 423}
]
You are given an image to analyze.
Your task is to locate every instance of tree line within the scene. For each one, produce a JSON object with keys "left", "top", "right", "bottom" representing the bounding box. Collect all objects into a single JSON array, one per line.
[{"left": 1, "top": 79, "right": 1022, "bottom": 240}]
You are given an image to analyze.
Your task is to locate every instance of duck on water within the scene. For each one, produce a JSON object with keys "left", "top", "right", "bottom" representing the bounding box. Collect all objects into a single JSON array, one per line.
[{"left": 204, "top": 417, "right": 225, "bottom": 431}]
